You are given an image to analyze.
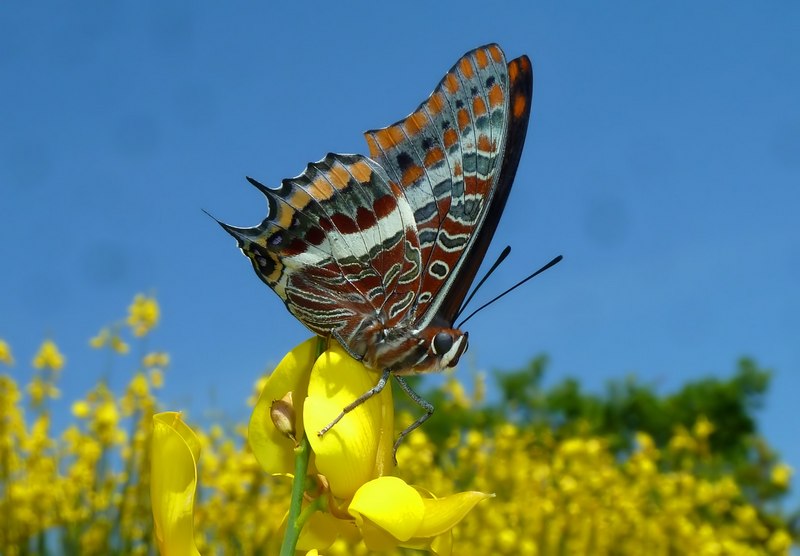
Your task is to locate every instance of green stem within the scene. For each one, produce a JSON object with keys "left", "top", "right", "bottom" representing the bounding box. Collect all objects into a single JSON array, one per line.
[
  {"left": 279, "top": 335, "right": 326, "bottom": 556},
  {"left": 279, "top": 436, "right": 312, "bottom": 556},
  {"left": 296, "top": 494, "right": 326, "bottom": 535}
]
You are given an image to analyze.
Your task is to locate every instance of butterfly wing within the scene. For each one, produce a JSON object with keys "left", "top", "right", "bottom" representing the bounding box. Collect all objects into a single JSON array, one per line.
[
  {"left": 221, "top": 44, "right": 533, "bottom": 365},
  {"left": 434, "top": 52, "right": 533, "bottom": 324},
  {"left": 364, "top": 44, "right": 532, "bottom": 328},
  {"left": 220, "top": 153, "right": 423, "bottom": 359}
]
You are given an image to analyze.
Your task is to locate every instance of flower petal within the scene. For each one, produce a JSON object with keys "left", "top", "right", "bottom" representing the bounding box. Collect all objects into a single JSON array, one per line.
[
  {"left": 249, "top": 337, "right": 318, "bottom": 475},
  {"left": 356, "top": 518, "right": 403, "bottom": 552},
  {"left": 428, "top": 532, "right": 453, "bottom": 556},
  {"left": 304, "top": 341, "right": 394, "bottom": 498},
  {"left": 413, "top": 491, "right": 493, "bottom": 538},
  {"left": 398, "top": 533, "right": 453, "bottom": 556},
  {"left": 349, "top": 476, "right": 424, "bottom": 543},
  {"left": 296, "top": 510, "right": 341, "bottom": 552},
  {"left": 151, "top": 412, "right": 201, "bottom": 556}
]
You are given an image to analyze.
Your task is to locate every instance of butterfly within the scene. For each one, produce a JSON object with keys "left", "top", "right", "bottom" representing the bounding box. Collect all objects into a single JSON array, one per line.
[{"left": 218, "top": 44, "right": 533, "bottom": 446}]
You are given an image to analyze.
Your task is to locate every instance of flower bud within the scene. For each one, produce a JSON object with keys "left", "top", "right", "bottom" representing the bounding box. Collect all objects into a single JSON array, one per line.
[{"left": 270, "top": 392, "right": 297, "bottom": 442}]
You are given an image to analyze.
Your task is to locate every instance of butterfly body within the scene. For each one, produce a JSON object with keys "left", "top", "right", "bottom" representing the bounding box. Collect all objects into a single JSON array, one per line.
[{"left": 221, "top": 44, "right": 532, "bottom": 380}]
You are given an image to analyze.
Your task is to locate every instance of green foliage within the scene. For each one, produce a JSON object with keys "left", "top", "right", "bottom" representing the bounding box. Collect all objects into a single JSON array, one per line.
[
  {"left": 408, "top": 356, "right": 770, "bottom": 451},
  {"left": 399, "top": 355, "right": 794, "bottom": 530}
]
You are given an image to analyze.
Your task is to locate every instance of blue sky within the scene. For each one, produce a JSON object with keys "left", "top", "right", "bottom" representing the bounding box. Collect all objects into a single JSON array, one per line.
[{"left": 2, "top": 3, "right": 798, "bottom": 499}]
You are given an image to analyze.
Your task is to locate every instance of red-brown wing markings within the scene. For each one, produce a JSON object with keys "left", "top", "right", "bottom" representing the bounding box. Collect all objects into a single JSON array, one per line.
[
  {"left": 354, "top": 162, "right": 423, "bottom": 322},
  {"left": 285, "top": 162, "right": 382, "bottom": 315},
  {"left": 220, "top": 44, "right": 532, "bottom": 373},
  {"left": 225, "top": 153, "right": 422, "bottom": 357},
  {"left": 309, "top": 161, "right": 374, "bottom": 268},
  {"left": 432, "top": 52, "right": 533, "bottom": 325},
  {"left": 403, "top": 110, "right": 429, "bottom": 137},
  {"left": 326, "top": 157, "right": 388, "bottom": 291},
  {"left": 285, "top": 262, "right": 368, "bottom": 340},
  {"left": 230, "top": 177, "right": 345, "bottom": 290},
  {"left": 363, "top": 45, "right": 511, "bottom": 328},
  {"left": 387, "top": 226, "right": 422, "bottom": 318},
  {"left": 488, "top": 83, "right": 504, "bottom": 109},
  {"left": 367, "top": 134, "right": 448, "bottom": 315},
  {"left": 443, "top": 72, "right": 460, "bottom": 95},
  {"left": 288, "top": 155, "right": 423, "bottom": 351},
  {"left": 423, "top": 146, "right": 445, "bottom": 167},
  {"left": 365, "top": 47, "right": 506, "bottom": 330},
  {"left": 327, "top": 157, "right": 425, "bottom": 328},
  {"left": 428, "top": 91, "right": 446, "bottom": 116},
  {"left": 442, "top": 128, "right": 458, "bottom": 149},
  {"left": 488, "top": 44, "right": 503, "bottom": 63},
  {"left": 459, "top": 56, "right": 475, "bottom": 79},
  {"left": 474, "top": 47, "right": 489, "bottom": 70},
  {"left": 409, "top": 45, "right": 509, "bottom": 325}
]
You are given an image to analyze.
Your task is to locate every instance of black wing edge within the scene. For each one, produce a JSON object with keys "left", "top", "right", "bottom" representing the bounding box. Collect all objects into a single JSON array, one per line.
[{"left": 437, "top": 53, "right": 534, "bottom": 326}]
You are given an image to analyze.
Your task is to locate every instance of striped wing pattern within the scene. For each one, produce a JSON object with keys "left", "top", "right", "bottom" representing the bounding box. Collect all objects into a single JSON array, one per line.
[
  {"left": 222, "top": 154, "right": 422, "bottom": 358},
  {"left": 221, "top": 44, "right": 532, "bottom": 369},
  {"left": 365, "top": 44, "right": 511, "bottom": 328}
]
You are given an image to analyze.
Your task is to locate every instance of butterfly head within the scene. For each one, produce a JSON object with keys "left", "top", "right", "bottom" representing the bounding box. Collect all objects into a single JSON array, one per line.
[
  {"left": 423, "top": 327, "right": 470, "bottom": 371},
  {"left": 361, "top": 319, "right": 468, "bottom": 375}
]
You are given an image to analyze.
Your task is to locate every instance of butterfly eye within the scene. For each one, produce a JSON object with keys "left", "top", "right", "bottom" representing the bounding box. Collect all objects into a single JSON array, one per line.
[{"left": 432, "top": 332, "right": 453, "bottom": 356}]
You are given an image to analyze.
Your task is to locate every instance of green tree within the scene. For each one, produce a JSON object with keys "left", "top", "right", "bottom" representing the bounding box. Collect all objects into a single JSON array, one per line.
[{"left": 399, "top": 355, "right": 795, "bottom": 537}]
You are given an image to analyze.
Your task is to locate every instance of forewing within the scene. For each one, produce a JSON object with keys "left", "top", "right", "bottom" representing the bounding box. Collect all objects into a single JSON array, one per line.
[
  {"left": 435, "top": 53, "right": 533, "bottom": 324},
  {"left": 364, "top": 44, "right": 516, "bottom": 327}
]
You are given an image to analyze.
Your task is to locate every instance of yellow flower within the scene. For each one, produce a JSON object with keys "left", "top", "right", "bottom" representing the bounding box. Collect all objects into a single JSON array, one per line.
[
  {"left": 129, "top": 373, "right": 150, "bottom": 398},
  {"left": 32, "top": 339, "right": 65, "bottom": 371},
  {"left": 766, "top": 529, "right": 793, "bottom": 552},
  {"left": 770, "top": 463, "right": 792, "bottom": 489},
  {"left": 347, "top": 476, "right": 491, "bottom": 553},
  {"left": 472, "top": 372, "right": 486, "bottom": 404},
  {"left": 111, "top": 335, "right": 130, "bottom": 355},
  {"left": 26, "top": 375, "right": 60, "bottom": 405},
  {"left": 91, "top": 326, "right": 130, "bottom": 354},
  {"left": 89, "top": 328, "right": 109, "bottom": 349},
  {"left": 27, "top": 376, "right": 46, "bottom": 406},
  {"left": 72, "top": 400, "right": 91, "bottom": 419},
  {"left": 144, "top": 352, "right": 170, "bottom": 368},
  {"left": 127, "top": 294, "right": 160, "bottom": 337},
  {"left": 693, "top": 415, "right": 715, "bottom": 439},
  {"left": 150, "top": 369, "right": 165, "bottom": 389},
  {"left": 249, "top": 337, "right": 318, "bottom": 476},
  {"left": 0, "top": 338, "right": 14, "bottom": 365},
  {"left": 303, "top": 341, "right": 395, "bottom": 498},
  {"left": 151, "top": 412, "right": 201, "bottom": 556},
  {"left": 249, "top": 337, "right": 490, "bottom": 554},
  {"left": 443, "top": 375, "right": 470, "bottom": 409},
  {"left": 247, "top": 375, "right": 269, "bottom": 407}
]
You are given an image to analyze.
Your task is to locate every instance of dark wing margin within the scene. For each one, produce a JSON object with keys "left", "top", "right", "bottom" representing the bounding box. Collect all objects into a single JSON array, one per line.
[{"left": 435, "top": 53, "right": 534, "bottom": 325}]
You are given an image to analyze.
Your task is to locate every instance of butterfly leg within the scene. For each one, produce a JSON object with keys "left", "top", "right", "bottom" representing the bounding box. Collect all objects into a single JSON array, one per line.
[
  {"left": 318, "top": 368, "right": 392, "bottom": 437},
  {"left": 392, "top": 376, "right": 434, "bottom": 461}
]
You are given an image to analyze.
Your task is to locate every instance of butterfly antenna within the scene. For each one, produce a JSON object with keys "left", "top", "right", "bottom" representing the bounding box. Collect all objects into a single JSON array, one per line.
[
  {"left": 201, "top": 208, "right": 225, "bottom": 225},
  {"left": 456, "top": 255, "right": 563, "bottom": 329},
  {"left": 453, "top": 246, "right": 512, "bottom": 323}
]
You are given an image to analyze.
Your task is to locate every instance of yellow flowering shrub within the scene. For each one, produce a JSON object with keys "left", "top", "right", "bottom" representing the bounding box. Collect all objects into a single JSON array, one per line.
[{"left": 0, "top": 296, "right": 797, "bottom": 555}]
